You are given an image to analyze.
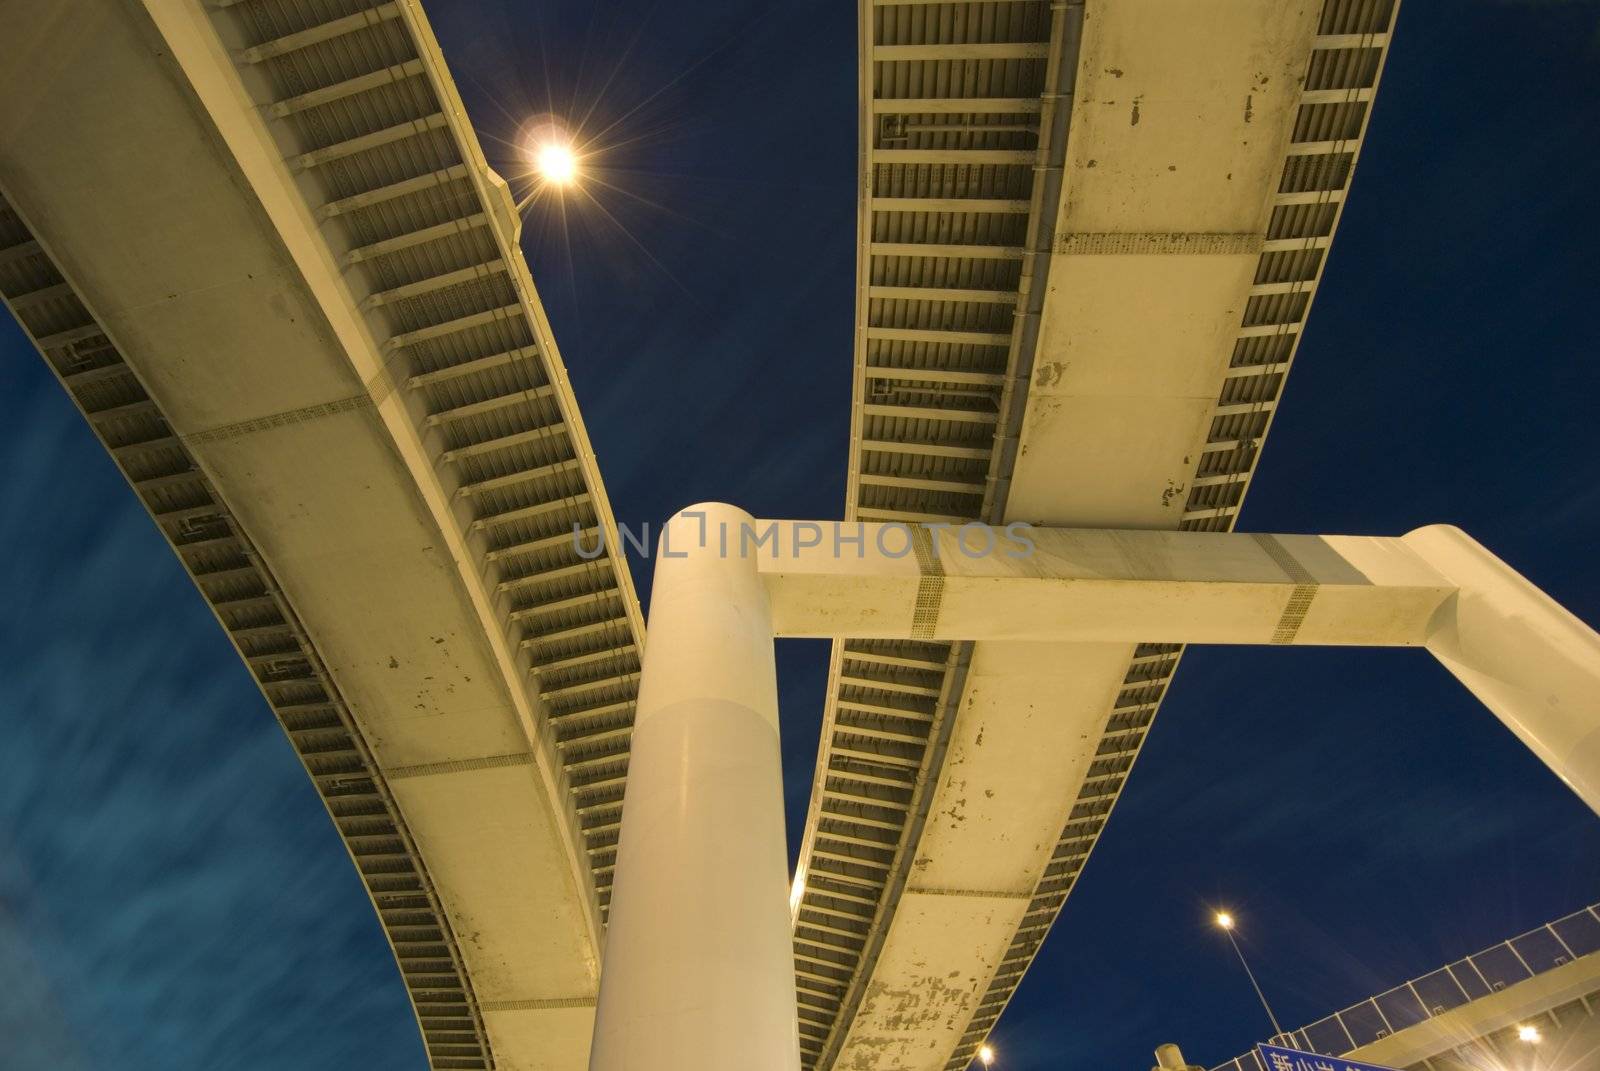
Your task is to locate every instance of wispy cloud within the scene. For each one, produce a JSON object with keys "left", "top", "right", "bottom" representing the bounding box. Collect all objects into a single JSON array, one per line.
[{"left": 1, "top": 337, "right": 424, "bottom": 1069}]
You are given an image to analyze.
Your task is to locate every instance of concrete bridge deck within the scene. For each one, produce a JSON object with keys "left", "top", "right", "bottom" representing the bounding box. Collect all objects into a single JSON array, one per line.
[
  {"left": 1, "top": 2, "right": 648, "bottom": 1066},
  {"left": 791, "top": 2, "right": 1401, "bottom": 1068}
]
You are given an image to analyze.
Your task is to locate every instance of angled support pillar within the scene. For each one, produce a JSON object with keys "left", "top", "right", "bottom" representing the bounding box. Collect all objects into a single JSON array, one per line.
[{"left": 1401, "top": 525, "right": 1600, "bottom": 811}]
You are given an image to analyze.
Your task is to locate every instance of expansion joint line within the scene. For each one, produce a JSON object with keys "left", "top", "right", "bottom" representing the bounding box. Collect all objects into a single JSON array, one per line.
[
  {"left": 910, "top": 524, "right": 946, "bottom": 639},
  {"left": 1253, "top": 532, "right": 1319, "bottom": 643}
]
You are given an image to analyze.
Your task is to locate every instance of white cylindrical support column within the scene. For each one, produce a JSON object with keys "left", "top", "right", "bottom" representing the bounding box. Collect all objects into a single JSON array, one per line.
[
  {"left": 1403, "top": 524, "right": 1600, "bottom": 815},
  {"left": 589, "top": 503, "right": 800, "bottom": 1071}
]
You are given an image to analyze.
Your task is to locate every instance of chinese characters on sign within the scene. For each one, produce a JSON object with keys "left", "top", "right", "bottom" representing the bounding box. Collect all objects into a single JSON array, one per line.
[{"left": 1257, "top": 1043, "right": 1401, "bottom": 1071}]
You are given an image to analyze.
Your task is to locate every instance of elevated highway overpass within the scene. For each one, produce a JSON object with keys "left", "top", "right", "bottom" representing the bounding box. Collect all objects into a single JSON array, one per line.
[
  {"left": 793, "top": 1, "right": 1400, "bottom": 1069},
  {"left": 2, "top": 1, "right": 1406, "bottom": 1070},
  {"left": 2, "top": 2, "right": 646, "bottom": 1066}
]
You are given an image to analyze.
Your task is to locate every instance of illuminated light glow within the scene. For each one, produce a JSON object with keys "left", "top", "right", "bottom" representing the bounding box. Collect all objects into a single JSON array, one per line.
[
  {"left": 536, "top": 142, "right": 578, "bottom": 186},
  {"left": 979, "top": 1044, "right": 995, "bottom": 1067},
  {"left": 1517, "top": 1024, "right": 1542, "bottom": 1044},
  {"left": 1216, "top": 911, "right": 1235, "bottom": 930}
]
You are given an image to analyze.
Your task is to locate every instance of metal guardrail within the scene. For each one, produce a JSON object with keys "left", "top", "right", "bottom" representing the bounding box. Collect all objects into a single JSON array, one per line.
[{"left": 1213, "top": 903, "right": 1600, "bottom": 1070}]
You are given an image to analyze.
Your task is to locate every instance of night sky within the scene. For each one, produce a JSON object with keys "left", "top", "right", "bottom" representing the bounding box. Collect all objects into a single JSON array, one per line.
[{"left": 3, "top": 1, "right": 1599, "bottom": 1069}]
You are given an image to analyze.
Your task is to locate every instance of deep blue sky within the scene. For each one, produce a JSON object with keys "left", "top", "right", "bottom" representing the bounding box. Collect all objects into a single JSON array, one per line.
[{"left": 3, "top": 1, "right": 1598, "bottom": 1068}]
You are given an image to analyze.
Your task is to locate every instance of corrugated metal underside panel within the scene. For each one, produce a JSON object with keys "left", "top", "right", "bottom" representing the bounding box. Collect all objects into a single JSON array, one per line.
[
  {"left": 795, "top": 3, "right": 1063, "bottom": 1069},
  {"left": 801, "top": 2, "right": 1402, "bottom": 1070},
  {"left": 0, "top": 192, "right": 494, "bottom": 1070},
  {"left": 202, "top": 0, "right": 644, "bottom": 951}
]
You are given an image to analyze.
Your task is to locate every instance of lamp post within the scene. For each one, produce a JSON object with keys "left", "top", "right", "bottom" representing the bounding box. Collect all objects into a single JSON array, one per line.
[{"left": 1215, "top": 911, "right": 1287, "bottom": 1043}]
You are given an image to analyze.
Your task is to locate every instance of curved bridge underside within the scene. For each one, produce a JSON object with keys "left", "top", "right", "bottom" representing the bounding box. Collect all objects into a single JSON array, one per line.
[
  {"left": 791, "top": 2, "right": 1400, "bottom": 1069},
  {"left": 1, "top": 2, "right": 647, "bottom": 1067}
]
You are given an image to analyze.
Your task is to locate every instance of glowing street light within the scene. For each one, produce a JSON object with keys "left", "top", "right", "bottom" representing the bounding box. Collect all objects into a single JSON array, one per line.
[
  {"left": 978, "top": 1043, "right": 996, "bottom": 1067},
  {"left": 1216, "top": 912, "right": 1234, "bottom": 930},
  {"left": 1517, "top": 1024, "right": 1542, "bottom": 1044},
  {"left": 535, "top": 141, "right": 578, "bottom": 186}
]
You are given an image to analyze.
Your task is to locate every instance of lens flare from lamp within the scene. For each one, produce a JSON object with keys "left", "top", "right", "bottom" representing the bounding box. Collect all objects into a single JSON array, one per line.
[
  {"left": 978, "top": 1044, "right": 995, "bottom": 1067},
  {"left": 536, "top": 142, "right": 578, "bottom": 185},
  {"left": 1517, "top": 1024, "right": 1542, "bottom": 1044},
  {"left": 519, "top": 115, "right": 581, "bottom": 190},
  {"left": 1216, "top": 911, "right": 1235, "bottom": 930}
]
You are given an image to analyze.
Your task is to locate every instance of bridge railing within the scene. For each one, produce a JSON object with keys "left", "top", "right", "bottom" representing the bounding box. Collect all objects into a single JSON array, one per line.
[{"left": 1211, "top": 903, "right": 1600, "bottom": 1070}]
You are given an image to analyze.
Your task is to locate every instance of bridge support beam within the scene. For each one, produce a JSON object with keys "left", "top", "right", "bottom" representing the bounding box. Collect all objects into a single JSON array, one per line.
[
  {"left": 590, "top": 504, "right": 800, "bottom": 1071},
  {"left": 753, "top": 518, "right": 1600, "bottom": 812},
  {"left": 593, "top": 510, "right": 1599, "bottom": 1069}
]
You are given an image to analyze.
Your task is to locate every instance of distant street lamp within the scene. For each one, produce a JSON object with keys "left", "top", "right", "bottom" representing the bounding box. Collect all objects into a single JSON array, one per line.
[
  {"left": 1213, "top": 909, "right": 1287, "bottom": 1042},
  {"left": 978, "top": 1043, "right": 996, "bottom": 1067}
]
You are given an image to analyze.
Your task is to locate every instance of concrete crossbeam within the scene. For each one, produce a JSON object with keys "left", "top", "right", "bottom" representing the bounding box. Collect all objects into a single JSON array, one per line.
[{"left": 756, "top": 522, "right": 1451, "bottom": 646}]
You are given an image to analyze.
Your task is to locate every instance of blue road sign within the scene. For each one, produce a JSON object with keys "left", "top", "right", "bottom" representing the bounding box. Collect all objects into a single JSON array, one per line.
[{"left": 1256, "top": 1043, "right": 1402, "bottom": 1071}]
